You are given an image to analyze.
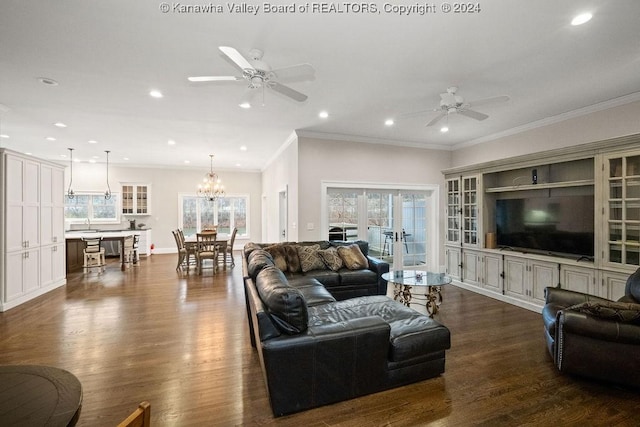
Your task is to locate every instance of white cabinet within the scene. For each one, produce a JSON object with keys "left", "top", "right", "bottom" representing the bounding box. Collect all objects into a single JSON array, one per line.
[
  {"left": 122, "top": 183, "right": 151, "bottom": 215},
  {"left": 136, "top": 229, "right": 152, "bottom": 256},
  {"left": 560, "top": 265, "right": 595, "bottom": 294},
  {"left": 445, "top": 246, "right": 461, "bottom": 280},
  {"left": 462, "top": 250, "right": 481, "bottom": 286},
  {"left": 482, "top": 252, "right": 503, "bottom": 293},
  {"left": 504, "top": 256, "right": 558, "bottom": 305},
  {"left": 446, "top": 175, "right": 480, "bottom": 247},
  {"left": 1, "top": 149, "right": 66, "bottom": 312},
  {"left": 598, "top": 270, "right": 629, "bottom": 301}
]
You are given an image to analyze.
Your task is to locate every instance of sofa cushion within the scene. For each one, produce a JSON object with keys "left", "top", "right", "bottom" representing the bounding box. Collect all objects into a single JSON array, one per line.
[
  {"left": 287, "top": 277, "right": 337, "bottom": 307},
  {"left": 297, "top": 244, "right": 326, "bottom": 273},
  {"left": 339, "top": 268, "right": 378, "bottom": 285},
  {"left": 303, "top": 269, "right": 341, "bottom": 287},
  {"left": 317, "top": 247, "right": 343, "bottom": 271},
  {"left": 247, "top": 250, "right": 275, "bottom": 279},
  {"left": 308, "top": 296, "right": 450, "bottom": 362},
  {"left": 337, "top": 244, "right": 369, "bottom": 270},
  {"left": 567, "top": 301, "right": 640, "bottom": 325},
  {"left": 256, "top": 266, "right": 308, "bottom": 334},
  {"left": 284, "top": 245, "right": 302, "bottom": 273}
]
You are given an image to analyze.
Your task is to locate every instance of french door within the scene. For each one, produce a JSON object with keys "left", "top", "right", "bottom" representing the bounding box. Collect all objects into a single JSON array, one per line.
[{"left": 325, "top": 184, "right": 438, "bottom": 270}]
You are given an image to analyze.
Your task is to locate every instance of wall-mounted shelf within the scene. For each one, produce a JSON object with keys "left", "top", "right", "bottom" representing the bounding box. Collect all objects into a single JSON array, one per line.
[{"left": 485, "top": 179, "right": 595, "bottom": 193}]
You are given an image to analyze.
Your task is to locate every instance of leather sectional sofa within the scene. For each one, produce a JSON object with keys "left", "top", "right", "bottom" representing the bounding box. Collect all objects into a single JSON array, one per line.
[
  {"left": 242, "top": 240, "right": 451, "bottom": 416},
  {"left": 542, "top": 268, "right": 640, "bottom": 388}
]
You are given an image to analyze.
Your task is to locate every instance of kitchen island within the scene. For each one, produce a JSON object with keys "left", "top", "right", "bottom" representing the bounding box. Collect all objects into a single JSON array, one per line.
[{"left": 65, "top": 230, "right": 141, "bottom": 273}]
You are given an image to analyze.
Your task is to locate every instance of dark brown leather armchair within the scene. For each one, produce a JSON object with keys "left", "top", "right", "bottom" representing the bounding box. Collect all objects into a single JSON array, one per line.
[{"left": 542, "top": 268, "right": 640, "bottom": 388}]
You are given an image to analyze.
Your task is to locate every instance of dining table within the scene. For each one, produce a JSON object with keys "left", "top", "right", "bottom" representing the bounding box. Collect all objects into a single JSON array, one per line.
[
  {"left": 0, "top": 365, "right": 83, "bottom": 426},
  {"left": 185, "top": 234, "right": 229, "bottom": 269}
]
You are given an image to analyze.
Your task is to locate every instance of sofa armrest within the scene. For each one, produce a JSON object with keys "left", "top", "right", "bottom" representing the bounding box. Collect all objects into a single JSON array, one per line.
[
  {"left": 558, "top": 309, "right": 640, "bottom": 345},
  {"left": 544, "top": 286, "right": 610, "bottom": 306},
  {"left": 368, "top": 256, "right": 390, "bottom": 295},
  {"left": 261, "top": 316, "right": 391, "bottom": 416}
]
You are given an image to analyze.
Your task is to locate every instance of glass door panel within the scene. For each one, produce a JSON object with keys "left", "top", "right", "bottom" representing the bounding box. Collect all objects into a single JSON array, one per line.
[{"left": 327, "top": 190, "right": 360, "bottom": 241}]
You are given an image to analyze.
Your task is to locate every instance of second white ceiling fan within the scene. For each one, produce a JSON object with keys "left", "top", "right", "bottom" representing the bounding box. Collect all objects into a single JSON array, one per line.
[{"left": 188, "top": 46, "right": 315, "bottom": 106}]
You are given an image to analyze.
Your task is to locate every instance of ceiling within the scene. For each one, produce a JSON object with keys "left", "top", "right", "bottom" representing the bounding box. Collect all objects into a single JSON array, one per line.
[{"left": 1, "top": 0, "right": 639, "bottom": 171}]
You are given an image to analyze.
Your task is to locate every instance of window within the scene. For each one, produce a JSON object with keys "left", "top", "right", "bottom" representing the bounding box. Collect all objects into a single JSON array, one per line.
[
  {"left": 64, "top": 192, "right": 121, "bottom": 223},
  {"left": 179, "top": 194, "right": 248, "bottom": 238}
]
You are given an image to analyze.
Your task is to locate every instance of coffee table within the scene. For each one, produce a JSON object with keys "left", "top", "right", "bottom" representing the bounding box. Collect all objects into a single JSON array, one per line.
[
  {"left": 382, "top": 270, "right": 451, "bottom": 317},
  {"left": 0, "top": 365, "right": 83, "bottom": 426}
]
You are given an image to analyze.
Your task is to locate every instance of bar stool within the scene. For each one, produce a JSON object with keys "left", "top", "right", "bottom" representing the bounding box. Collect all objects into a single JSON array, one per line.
[
  {"left": 122, "top": 235, "right": 139, "bottom": 267},
  {"left": 83, "top": 237, "right": 106, "bottom": 273}
]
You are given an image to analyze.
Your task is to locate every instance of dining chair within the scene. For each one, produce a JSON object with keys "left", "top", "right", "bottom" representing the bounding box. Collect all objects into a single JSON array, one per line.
[
  {"left": 196, "top": 232, "right": 219, "bottom": 275},
  {"left": 117, "top": 401, "right": 150, "bottom": 427},
  {"left": 224, "top": 227, "right": 238, "bottom": 267},
  {"left": 82, "top": 237, "right": 106, "bottom": 273},
  {"left": 178, "top": 229, "right": 198, "bottom": 268},
  {"left": 123, "top": 235, "right": 137, "bottom": 267},
  {"left": 172, "top": 230, "right": 188, "bottom": 271}
]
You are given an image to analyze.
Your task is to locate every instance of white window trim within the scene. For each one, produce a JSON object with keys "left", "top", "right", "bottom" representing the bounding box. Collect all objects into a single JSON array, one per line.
[
  {"left": 64, "top": 191, "right": 122, "bottom": 225},
  {"left": 177, "top": 193, "right": 250, "bottom": 239}
]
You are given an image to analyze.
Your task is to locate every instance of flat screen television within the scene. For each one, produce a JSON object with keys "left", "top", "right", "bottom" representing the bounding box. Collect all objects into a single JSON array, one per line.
[{"left": 496, "top": 196, "right": 594, "bottom": 258}]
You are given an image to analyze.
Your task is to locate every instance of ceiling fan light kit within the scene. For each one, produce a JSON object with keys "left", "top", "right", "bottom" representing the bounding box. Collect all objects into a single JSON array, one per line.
[
  {"left": 424, "top": 86, "right": 509, "bottom": 127},
  {"left": 188, "top": 46, "right": 315, "bottom": 107}
]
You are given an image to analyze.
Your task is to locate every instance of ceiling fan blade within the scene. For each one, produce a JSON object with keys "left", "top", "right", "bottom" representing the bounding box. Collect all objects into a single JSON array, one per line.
[
  {"left": 397, "top": 108, "right": 440, "bottom": 119},
  {"left": 271, "top": 63, "right": 315, "bottom": 83},
  {"left": 219, "top": 46, "right": 255, "bottom": 71},
  {"left": 469, "top": 95, "right": 510, "bottom": 107},
  {"left": 187, "top": 76, "right": 241, "bottom": 82},
  {"left": 459, "top": 109, "right": 489, "bottom": 121},
  {"left": 269, "top": 82, "right": 308, "bottom": 102},
  {"left": 426, "top": 111, "right": 447, "bottom": 127}
]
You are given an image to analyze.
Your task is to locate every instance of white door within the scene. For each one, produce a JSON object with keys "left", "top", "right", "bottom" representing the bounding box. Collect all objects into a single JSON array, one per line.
[{"left": 278, "top": 188, "right": 287, "bottom": 242}]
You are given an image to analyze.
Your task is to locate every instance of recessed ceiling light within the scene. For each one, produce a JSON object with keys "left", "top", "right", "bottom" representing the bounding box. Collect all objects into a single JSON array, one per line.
[
  {"left": 240, "top": 145, "right": 247, "bottom": 151},
  {"left": 440, "top": 126, "right": 449, "bottom": 133},
  {"left": 37, "top": 77, "right": 59, "bottom": 86},
  {"left": 25, "top": 152, "right": 32, "bottom": 156},
  {"left": 88, "top": 140, "right": 98, "bottom": 144},
  {"left": 184, "top": 160, "right": 190, "bottom": 164},
  {"left": 73, "top": 158, "right": 80, "bottom": 163},
  {"left": 149, "top": 90, "right": 163, "bottom": 98},
  {"left": 236, "top": 163, "right": 242, "bottom": 167},
  {"left": 60, "top": 154, "right": 67, "bottom": 158},
  {"left": 46, "top": 137, "right": 56, "bottom": 141},
  {"left": 385, "top": 119, "right": 394, "bottom": 126},
  {"left": 124, "top": 157, "right": 130, "bottom": 161},
  {"left": 571, "top": 12, "right": 592, "bottom": 26},
  {"left": 54, "top": 122, "right": 67, "bottom": 128},
  {"left": 239, "top": 102, "right": 251, "bottom": 109},
  {"left": 319, "top": 111, "right": 329, "bottom": 119},
  {"left": 92, "top": 155, "right": 99, "bottom": 159},
  {"left": 89, "top": 159, "right": 96, "bottom": 164},
  {"left": 0, "top": 134, "right": 9, "bottom": 139},
  {"left": 168, "top": 140, "right": 176, "bottom": 145}
]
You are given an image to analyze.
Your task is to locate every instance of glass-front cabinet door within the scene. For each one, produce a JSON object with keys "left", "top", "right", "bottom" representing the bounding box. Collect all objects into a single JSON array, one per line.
[
  {"left": 446, "top": 178, "right": 461, "bottom": 244},
  {"left": 446, "top": 175, "right": 480, "bottom": 247},
  {"left": 121, "top": 183, "right": 151, "bottom": 215},
  {"left": 605, "top": 153, "right": 640, "bottom": 266}
]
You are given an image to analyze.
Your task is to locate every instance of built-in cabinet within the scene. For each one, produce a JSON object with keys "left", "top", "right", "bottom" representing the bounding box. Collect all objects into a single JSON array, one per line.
[
  {"left": 122, "top": 183, "right": 151, "bottom": 215},
  {"left": 1, "top": 149, "right": 66, "bottom": 312},
  {"left": 443, "top": 136, "right": 640, "bottom": 312}
]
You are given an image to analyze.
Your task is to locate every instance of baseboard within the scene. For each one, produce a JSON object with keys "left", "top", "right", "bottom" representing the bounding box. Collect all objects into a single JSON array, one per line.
[{"left": 450, "top": 280, "right": 543, "bottom": 314}]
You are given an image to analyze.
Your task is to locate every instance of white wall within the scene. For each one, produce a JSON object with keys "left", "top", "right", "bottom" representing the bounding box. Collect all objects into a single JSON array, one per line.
[
  {"left": 261, "top": 134, "right": 299, "bottom": 243},
  {"left": 452, "top": 100, "right": 640, "bottom": 168},
  {"left": 65, "top": 163, "right": 262, "bottom": 252},
  {"left": 295, "top": 136, "right": 451, "bottom": 264}
]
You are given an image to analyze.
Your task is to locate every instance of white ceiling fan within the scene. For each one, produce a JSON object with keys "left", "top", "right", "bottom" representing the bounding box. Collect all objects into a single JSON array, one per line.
[
  {"left": 188, "top": 46, "right": 315, "bottom": 106},
  {"left": 412, "top": 86, "right": 510, "bottom": 127}
]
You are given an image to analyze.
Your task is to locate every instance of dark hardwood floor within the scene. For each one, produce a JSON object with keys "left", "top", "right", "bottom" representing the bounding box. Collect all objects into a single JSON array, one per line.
[{"left": 1, "top": 254, "right": 638, "bottom": 426}]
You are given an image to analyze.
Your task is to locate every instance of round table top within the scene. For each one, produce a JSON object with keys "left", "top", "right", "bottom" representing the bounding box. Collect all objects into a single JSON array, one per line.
[
  {"left": 0, "top": 365, "right": 83, "bottom": 426},
  {"left": 382, "top": 270, "right": 451, "bottom": 287}
]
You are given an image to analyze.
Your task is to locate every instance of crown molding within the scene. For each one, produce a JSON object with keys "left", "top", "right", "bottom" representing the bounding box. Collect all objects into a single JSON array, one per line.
[
  {"left": 294, "top": 130, "right": 451, "bottom": 151},
  {"left": 453, "top": 91, "right": 640, "bottom": 150}
]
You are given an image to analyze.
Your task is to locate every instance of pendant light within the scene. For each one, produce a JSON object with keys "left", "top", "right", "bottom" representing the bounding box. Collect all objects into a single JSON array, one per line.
[
  {"left": 197, "top": 154, "right": 225, "bottom": 201},
  {"left": 104, "top": 150, "right": 112, "bottom": 200},
  {"left": 67, "top": 148, "right": 75, "bottom": 199}
]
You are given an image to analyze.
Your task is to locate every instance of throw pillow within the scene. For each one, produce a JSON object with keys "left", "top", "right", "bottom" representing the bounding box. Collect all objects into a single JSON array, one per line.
[
  {"left": 265, "top": 244, "right": 288, "bottom": 272},
  {"left": 318, "top": 247, "right": 343, "bottom": 271},
  {"left": 296, "top": 244, "right": 326, "bottom": 273},
  {"left": 284, "top": 244, "right": 301, "bottom": 273},
  {"left": 567, "top": 301, "right": 640, "bottom": 325},
  {"left": 337, "top": 244, "right": 369, "bottom": 270}
]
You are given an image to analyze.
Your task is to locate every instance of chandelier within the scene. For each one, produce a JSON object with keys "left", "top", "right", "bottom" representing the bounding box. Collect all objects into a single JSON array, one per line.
[{"left": 197, "top": 154, "right": 225, "bottom": 201}]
